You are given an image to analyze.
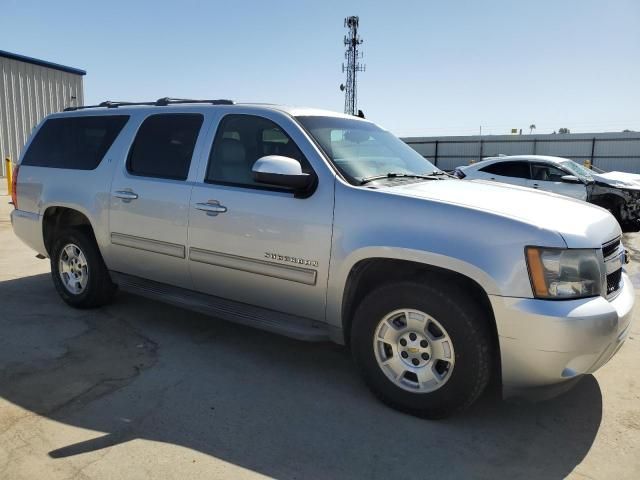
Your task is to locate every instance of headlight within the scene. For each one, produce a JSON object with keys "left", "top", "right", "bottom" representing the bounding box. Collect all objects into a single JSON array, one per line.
[{"left": 525, "top": 247, "right": 603, "bottom": 299}]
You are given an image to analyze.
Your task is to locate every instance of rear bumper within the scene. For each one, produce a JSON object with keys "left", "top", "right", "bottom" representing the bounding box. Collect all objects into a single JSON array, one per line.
[
  {"left": 10, "top": 209, "right": 47, "bottom": 256},
  {"left": 491, "top": 272, "right": 634, "bottom": 394}
]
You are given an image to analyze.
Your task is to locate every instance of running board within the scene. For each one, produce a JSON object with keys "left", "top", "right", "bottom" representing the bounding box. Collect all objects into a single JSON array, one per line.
[{"left": 109, "top": 272, "right": 329, "bottom": 342}]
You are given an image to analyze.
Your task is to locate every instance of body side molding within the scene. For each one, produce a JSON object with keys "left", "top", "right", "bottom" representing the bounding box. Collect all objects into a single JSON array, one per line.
[
  {"left": 111, "top": 232, "right": 185, "bottom": 258},
  {"left": 189, "top": 248, "right": 317, "bottom": 285}
]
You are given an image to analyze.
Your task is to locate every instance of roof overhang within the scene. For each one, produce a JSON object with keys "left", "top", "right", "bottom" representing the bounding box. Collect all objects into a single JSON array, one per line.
[{"left": 0, "top": 49, "right": 86, "bottom": 76}]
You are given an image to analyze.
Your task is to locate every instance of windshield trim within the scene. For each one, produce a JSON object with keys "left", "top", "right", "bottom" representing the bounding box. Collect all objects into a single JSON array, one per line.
[
  {"left": 294, "top": 115, "right": 441, "bottom": 186},
  {"left": 293, "top": 114, "right": 355, "bottom": 184}
]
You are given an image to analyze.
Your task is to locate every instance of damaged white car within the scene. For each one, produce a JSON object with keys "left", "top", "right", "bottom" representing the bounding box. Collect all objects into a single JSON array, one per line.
[{"left": 456, "top": 155, "right": 640, "bottom": 231}]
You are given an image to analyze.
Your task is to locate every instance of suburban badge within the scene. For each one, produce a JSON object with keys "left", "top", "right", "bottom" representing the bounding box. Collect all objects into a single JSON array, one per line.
[{"left": 265, "top": 252, "right": 319, "bottom": 268}]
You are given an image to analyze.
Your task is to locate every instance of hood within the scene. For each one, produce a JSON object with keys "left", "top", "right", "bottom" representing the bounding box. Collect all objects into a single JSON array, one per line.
[
  {"left": 378, "top": 179, "right": 620, "bottom": 248},
  {"left": 592, "top": 171, "right": 640, "bottom": 190}
]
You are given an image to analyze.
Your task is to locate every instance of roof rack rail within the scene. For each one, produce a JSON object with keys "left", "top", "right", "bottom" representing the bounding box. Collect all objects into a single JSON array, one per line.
[
  {"left": 155, "top": 97, "right": 234, "bottom": 106},
  {"left": 101, "top": 100, "right": 156, "bottom": 108},
  {"left": 64, "top": 97, "right": 234, "bottom": 112},
  {"left": 64, "top": 101, "right": 155, "bottom": 111}
]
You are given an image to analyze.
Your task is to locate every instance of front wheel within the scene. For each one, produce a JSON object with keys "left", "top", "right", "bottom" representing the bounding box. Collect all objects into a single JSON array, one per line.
[{"left": 351, "top": 281, "right": 493, "bottom": 419}]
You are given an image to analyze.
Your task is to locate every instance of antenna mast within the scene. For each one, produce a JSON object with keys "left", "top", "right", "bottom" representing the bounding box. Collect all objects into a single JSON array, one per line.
[{"left": 340, "top": 16, "right": 365, "bottom": 116}]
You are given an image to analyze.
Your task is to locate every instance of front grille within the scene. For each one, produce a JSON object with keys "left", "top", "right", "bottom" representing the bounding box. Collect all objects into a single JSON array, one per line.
[
  {"left": 607, "top": 269, "right": 622, "bottom": 295},
  {"left": 602, "top": 236, "right": 621, "bottom": 259},
  {"left": 602, "top": 236, "right": 623, "bottom": 298}
]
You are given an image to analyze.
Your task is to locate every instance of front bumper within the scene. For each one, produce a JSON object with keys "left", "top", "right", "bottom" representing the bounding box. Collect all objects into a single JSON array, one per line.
[{"left": 490, "top": 271, "right": 634, "bottom": 393}]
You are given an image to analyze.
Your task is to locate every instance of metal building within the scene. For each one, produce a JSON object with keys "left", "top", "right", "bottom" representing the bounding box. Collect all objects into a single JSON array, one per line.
[
  {"left": 403, "top": 132, "right": 640, "bottom": 173},
  {"left": 0, "top": 50, "right": 85, "bottom": 177}
]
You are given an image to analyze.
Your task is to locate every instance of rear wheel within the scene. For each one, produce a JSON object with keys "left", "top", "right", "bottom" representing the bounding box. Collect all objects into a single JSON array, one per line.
[
  {"left": 50, "top": 229, "right": 116, "bottom": 308},
  {"left": 351, "top": 281, "right": 492, "bottom": 418}
]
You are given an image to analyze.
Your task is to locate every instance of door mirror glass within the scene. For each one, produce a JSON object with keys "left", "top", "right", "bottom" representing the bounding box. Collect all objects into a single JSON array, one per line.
[
  {"left": 252, "top": 155, "right": 313, "bottom": 190},
  {"left": 561, "top": 174, "right": 582, "bottom": 184}
]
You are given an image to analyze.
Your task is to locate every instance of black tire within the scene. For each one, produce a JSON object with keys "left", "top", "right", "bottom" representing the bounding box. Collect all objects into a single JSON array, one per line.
[
  {"left": 50, "top": 228, "right": 116, "bottom": 308},
  {"left": 351, "top": 281, "right": 493, "bottom": 419},
  {"left": 604, "top": 202, "right": 640, "bottom": 233},
  {"left": 621, "top": 221, "right": 640, "bottom": 233},
  {"left": 604, "top": 201, "right": 623, "bottom": 226}
]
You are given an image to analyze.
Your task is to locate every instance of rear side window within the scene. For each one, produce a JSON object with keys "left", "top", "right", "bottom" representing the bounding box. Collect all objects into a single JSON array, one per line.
[
  {"left": 479, "top": 161, "right": 530, "bottom": 179},
  {"left": 127, "top": 114, "right": 203, "bottom": 180},
  {"left": 22, "top": 116, "right": 129, "bottom": 170}
]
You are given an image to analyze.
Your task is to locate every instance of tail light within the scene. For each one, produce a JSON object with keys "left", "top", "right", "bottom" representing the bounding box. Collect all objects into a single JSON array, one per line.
[{"left": 11, "top": 165, "right": 19, "bottom": 208}]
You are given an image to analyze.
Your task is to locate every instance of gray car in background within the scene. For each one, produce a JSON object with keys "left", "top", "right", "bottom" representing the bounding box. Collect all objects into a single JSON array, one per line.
[{"left": 9, "top": 99, "right": 634, "bottom": 418}]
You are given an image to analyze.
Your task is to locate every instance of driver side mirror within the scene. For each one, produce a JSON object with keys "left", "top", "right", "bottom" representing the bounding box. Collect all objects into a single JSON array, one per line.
[
  {"left": 560, "top": 174, "right": 582, "bottom": 184},
  {"left": 252, "top": 155, "right": 313, "bottom": 192}
]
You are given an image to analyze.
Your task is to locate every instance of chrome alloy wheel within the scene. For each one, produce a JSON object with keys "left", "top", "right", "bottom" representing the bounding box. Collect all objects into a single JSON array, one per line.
[
  {"left": 373, "top": 309, "right": 455, "bottom": 393},
  {"left": 58, "top": 243, "right": 89, "bottom": 295}
]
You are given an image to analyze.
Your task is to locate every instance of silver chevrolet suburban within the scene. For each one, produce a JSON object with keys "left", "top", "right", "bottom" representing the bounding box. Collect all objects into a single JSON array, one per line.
[{"left": 9, "top": 98, "right": 634, "bottom": 418}]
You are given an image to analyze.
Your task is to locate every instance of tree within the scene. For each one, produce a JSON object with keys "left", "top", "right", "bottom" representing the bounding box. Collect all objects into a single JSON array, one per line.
[
  {"left": 558, "top": 127, "right": 571, "bottom": 134},
  {"left": 529, "top": 124, "right": 536, "bottom": 134}
]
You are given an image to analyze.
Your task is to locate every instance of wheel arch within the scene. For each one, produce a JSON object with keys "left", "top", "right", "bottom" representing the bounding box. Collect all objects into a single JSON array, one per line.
[
  {"left": 42, "top": 205, "right": 98, "bottom": 256},
  {"left": 338, "top": 256, "right": 501, "bottom": 384},
  {"left": 590, "top": 192, "right": 625, "bottom": 208}
]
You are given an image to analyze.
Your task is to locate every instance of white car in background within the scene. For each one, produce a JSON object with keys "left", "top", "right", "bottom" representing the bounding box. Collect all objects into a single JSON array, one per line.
[{"left": 456, "top": 155, "right": 640, "bottom": 231}]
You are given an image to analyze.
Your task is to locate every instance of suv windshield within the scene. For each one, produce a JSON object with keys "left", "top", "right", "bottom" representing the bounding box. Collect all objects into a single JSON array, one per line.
[
  {"left": 296, "top": 116, "right": 440, "bottom": 184},
  {"left": 561, "top": 160, "right": 594, "bottom": 181}
]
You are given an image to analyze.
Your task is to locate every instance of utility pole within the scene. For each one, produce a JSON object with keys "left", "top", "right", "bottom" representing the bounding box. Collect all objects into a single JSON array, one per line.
[{"left": 340, "top": 16, "right": 365, "bottom": 116}]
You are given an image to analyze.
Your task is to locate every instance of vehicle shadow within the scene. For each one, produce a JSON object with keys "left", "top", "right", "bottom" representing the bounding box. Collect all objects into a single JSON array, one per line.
[{"left": 0, "top": 273, "right": 603, "bottom": 479}]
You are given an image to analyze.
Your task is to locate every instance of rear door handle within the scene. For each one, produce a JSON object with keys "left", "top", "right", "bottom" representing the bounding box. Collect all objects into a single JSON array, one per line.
[
  {"left": 532, "top": 183, "right": 540, "bottom": 189},
  {"left": 113, "top": 190, "right": 139, "bottom": 200},
  {"left": 195, "top": 200, "right": 227, "bottom": 216}
]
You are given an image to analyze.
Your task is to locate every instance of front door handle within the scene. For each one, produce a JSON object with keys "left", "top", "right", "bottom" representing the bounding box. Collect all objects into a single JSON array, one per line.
[
  {"left": 113, "top": 190, "right": 139, "bottom": 201},
  {"left": 531, "top": 183, "right": 540, "bottom": 189},
  {"left": 195, "top": 200, "right": 227, "bottom": 216}
]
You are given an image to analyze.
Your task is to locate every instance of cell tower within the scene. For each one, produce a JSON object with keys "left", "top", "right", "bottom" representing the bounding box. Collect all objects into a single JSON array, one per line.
[{"left": 340, "top": 16, "right": 365, "bottom": 116}]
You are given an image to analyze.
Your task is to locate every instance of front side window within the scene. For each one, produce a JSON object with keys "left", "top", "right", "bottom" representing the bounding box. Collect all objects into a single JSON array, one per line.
[
  {"left": 22, "top": 115, "right": 129, "bottom": 170},
  {"left": 206, "top": 115, "right": 311, "bottom": 188},
  {"left": 127, "top": 114, "right": 203, "bottom": 180},
  {"left": 480, "top": 161, "right": 530, "bottom": 178},
  {"left": 296, "top": 115, "right": 439, "bottom": 184},
  {"left": 531, "top": 163, "right": 567, "bottom": 182}
]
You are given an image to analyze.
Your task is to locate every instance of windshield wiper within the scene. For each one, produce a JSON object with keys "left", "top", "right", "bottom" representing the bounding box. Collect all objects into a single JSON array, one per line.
[
  {"left": 425, "top": 170, "right": 457, "bottom": 179},
  {"left": 360, "top": 172, "right": 440, "bottom": 185}
]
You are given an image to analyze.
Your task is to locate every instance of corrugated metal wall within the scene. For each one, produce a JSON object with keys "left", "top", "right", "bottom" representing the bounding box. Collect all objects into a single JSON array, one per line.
[
  {"left": 0, "top": 57, "right": 84, "bottom": 176},
  {"left": 403, "top": 132, "right": 640, "bottom": 173}
]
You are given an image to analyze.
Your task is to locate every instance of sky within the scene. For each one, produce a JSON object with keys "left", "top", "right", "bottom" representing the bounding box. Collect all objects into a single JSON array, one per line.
[{"left": 3, "top": 0, "right": 639, "bottom": 137}]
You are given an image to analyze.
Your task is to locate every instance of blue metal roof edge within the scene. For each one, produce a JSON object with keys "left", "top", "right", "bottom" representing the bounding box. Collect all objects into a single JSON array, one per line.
[{"left": 0, "top": 50, "right": 86, "bottom": 76}]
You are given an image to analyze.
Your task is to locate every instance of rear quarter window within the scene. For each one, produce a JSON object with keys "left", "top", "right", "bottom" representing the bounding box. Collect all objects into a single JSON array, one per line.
[{"left": 22, "top": 116, "right": 129, "bottom": 170}]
